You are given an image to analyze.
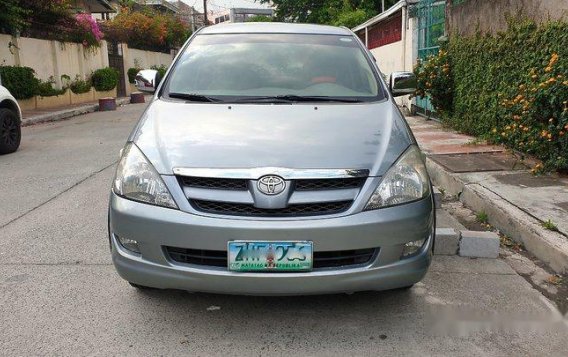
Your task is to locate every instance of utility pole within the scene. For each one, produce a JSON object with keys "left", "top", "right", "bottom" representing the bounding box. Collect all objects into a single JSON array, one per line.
[
  {"left": 203, "top": 0, "right": 208, "bottom": 26},
  {"left": 382, "top": 0, "right": 385, "bottom": 12}
]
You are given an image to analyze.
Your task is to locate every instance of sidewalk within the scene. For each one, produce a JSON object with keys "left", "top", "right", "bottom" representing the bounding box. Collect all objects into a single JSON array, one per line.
[
  {"left": 20, "top": 97, "right": 134, "bottom": 127},
  {"left": 406, "top": 115, "right": 568, "bottom": 274}
]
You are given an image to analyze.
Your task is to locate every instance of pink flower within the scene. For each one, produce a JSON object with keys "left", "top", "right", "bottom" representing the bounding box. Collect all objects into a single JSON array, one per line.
[{"left": 76, "top": 13, "right": 104, "bottom": 42}]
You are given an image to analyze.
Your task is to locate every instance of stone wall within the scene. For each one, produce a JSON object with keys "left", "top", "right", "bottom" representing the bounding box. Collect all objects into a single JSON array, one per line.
[{"left": 447, "top": 0, "right": 568, "bottom": 36}]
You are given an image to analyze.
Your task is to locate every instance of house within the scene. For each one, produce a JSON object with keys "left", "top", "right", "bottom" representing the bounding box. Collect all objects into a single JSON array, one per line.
[
  {"left": 70, "top": 0, "right": 117, "bottom": 20},
  {"left": 132, "top": 0, "right": 179, "bottom": 14},
  {"left": 174, "top": 1, "right": 205, "bottom": 31},
  {"left": 213, "top": 8, "right": 274, "bottom": 24},
  {"left": 353, "top": 0, "right": 416, "bottom": 77},
  {"left": 352, "top": 0, "right": 423, "bottom": 112}
]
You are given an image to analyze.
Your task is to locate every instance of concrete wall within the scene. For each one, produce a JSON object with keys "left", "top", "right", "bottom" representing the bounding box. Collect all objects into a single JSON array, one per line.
[
  {"left": 0, "top": 34, "right": 172, "bottom": 95},
  {"left": 371, "top": 41, "right": 405, "bottom": 76},
  {"left": 123, "top": 46, "right": 173, "bottom": 71},
  {"left": 0, "top": 34, "right": 110, "bottom": 88},
  {"left": 448, "top": 0, "right": 568, "bottom": 36}
]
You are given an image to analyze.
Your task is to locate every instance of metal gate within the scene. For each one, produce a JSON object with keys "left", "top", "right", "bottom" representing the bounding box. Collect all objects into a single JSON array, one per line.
[
  {"left": 415, "top": 0, "right": 446, "bottom": 117},
  {"left": 107, "top": 42, "right": 126, "bottom": 97}
]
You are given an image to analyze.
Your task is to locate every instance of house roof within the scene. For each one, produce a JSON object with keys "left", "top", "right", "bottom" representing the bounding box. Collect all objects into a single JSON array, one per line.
[
  {"left": 352, "top": 0, "right": 414, "bottom": 32},
  {"left": 85, "top": 0, "right": 116, "bottom": 13},
  {"left": 134, "top": 0, "right": 179, "bottom": 13}
]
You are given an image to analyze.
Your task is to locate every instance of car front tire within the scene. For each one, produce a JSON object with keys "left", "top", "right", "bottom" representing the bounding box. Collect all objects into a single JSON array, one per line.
[{"left": 0, "top": 108, "right": 21, "bottom": 154}]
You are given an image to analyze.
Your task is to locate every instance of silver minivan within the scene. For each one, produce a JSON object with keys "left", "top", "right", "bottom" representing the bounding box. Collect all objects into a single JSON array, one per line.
[{"left": 109, "top": 23, "right": 435, "bottom": 295}]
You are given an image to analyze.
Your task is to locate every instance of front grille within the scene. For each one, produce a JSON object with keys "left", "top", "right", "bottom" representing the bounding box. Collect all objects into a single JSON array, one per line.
[
  {"left": 295, "top": 177, "right": 366, "bottom": 191},
  {"left": 165, "top": 247, "right": 377, "bottom": 269},
  {"left": 191, "top": 200, "right": 352, "bottom": 217},
  {"left": 180, "top": 176, "right": 248, "bottom": 191}
]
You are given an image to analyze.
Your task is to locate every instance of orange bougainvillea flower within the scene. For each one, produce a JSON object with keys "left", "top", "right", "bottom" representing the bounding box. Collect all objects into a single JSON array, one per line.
[{"left": 548, "top": 53, "right": 559, "bottom": 67}]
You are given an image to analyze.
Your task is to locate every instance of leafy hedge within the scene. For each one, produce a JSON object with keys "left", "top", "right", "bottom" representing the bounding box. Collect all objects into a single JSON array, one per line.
[
  {"left": 0, "top": 66, "right": 38, "bottom": 99},
  {"left": 150, "top": 64, "right": 167, "bottom": 79},
  {"left": 91, "top": 67, "right": 119, "bottom": 91},
  {"left": 69, "top": 75, "right": 92, "bottom": 94},
  {"left": 37, "top": 77, "right": 66, "bottom": 97},
  {"left": 127, "top": 67, "right": 140, "bottom": 84},
  {"left": 416, "top": 19, "right": 568, "bottom": 172}
]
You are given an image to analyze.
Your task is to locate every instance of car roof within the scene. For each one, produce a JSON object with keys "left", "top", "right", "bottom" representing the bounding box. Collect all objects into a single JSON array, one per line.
[{"left": 198, "top": 22, "right": 353, "bottom": 36}]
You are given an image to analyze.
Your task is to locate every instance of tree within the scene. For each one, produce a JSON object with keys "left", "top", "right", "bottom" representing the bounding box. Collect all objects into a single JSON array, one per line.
[
  {"left": 102, "top": 8, "right": 191, "bottom": 52},
  {"left": 246, "top": 15, "right": 273, "bottom": 22},
  {"left": 259, "top": 0, "right": 398, "bottom": 26},
  {"left": 0, "top": 0, "right": 28, "bottom": 35}
]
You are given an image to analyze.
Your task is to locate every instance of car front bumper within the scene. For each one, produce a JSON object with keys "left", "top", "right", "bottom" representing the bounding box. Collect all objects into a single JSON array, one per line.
[{"left": 109, "top": 192, "right": 435, "bottom": 295}]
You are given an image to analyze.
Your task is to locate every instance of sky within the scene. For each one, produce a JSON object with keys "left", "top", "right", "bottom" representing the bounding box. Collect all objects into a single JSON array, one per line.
[{"left": 179, "top": 0, "right": 271, "bottom": 15}]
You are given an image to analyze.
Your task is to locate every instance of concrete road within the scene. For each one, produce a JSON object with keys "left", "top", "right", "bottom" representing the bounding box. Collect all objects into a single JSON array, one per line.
[{"left": 1, "top": 104, "right": 567, "bottom": 356}]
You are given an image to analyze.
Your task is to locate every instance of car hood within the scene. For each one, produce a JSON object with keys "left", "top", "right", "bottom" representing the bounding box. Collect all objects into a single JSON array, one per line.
[{"left": 132, "top": 99, "right": 413, "bottom": 177}]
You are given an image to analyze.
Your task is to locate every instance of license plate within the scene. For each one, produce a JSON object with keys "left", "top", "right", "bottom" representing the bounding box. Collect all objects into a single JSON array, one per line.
[{"left": 228, "top": 241, "right": 313, "bottom": 272}]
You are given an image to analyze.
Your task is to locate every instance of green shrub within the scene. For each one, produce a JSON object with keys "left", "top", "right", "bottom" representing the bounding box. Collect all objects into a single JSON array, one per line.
[
  {"left": 150, "top": 64, "right": 167, "bottom": 78},
  {"left": 0, "top": 66, "right": 38, "bottom": 99},
  {"left": 37, "top": 76, "right": 66, "bottom": 97},
  {"left": 91, "top": 67, "right": 119, "bottom": 91},
  {"left": 416, "top": 18, "right": 568, "bottom": 172},
  {"left": 127, "top": 67, "right": 140, "bottom": 84},
  {"left": 414, "top": 48, "right": 453, "bottom": 115},
  {"left": 69, "top": 75, "right": 92, "bottom": 94},
  {"left": 246, "top": 15, "right": 273, "bottom": 22},
  {"left": 60, "top": 74, "right": 71, "bottom": 89}
]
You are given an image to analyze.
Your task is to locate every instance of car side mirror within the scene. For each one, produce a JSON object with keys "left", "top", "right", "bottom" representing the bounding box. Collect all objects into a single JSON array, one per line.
[
  {"left": 389, "top": 71, "right": 416, "bottom": 97},
  {"left": 135, "top": 69, "right": 160, "bottom": 93}
]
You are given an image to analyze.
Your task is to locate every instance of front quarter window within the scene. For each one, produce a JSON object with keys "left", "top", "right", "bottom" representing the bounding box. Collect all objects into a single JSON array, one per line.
[{"left": 163, "top": 33, "right": 383, "bottom": 103}]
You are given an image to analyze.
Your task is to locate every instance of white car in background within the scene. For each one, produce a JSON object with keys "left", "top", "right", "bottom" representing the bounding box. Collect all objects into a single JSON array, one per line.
[{"left": 0, "top": 82, "right": 22, "bottom": 154}]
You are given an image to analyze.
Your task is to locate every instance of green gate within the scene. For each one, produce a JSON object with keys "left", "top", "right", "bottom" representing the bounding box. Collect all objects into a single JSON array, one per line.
[{"left": 415, "top": 0, "right": 446, "bottom": 117}]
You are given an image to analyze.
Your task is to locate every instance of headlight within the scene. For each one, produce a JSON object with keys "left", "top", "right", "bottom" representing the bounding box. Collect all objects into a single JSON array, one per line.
[
  {"left": 364, "top": 145, "right": 430, "bottom": 210},
  {"left": 113, "top": 143, "right": 178, "bottom": 209}
]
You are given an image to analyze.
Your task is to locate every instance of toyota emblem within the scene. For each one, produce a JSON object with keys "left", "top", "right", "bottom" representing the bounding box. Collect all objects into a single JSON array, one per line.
[{"left": 257, "top": 175, "right": 286, "bottom": 195}]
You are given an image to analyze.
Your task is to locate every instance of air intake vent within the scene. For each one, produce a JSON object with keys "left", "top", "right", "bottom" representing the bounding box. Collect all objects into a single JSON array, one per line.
[
  {"left": 165, "top": 247, "right": 378, "bottom": 269},
  {"left": 180, "top": 176, "right": 248, "bottom": 191},
  {"left": 295, "top": 177, "right": 366, "bottom": 191},
  {"left": 191, "top": 200, "right": 352, "bottom": 217}
]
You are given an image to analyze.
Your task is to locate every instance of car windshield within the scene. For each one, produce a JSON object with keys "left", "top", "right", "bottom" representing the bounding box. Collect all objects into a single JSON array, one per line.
[{"left": 164, "top": 33, "right": 383, "bottom": 103}]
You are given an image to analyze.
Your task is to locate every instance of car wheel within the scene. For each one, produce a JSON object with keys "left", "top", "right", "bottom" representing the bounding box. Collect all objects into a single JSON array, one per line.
[
  {"left": 128, "top": 282, "right": 155, "bottom": 290},
  {"left": 0, "top": 108, "right": 21, "bottom": 154}
]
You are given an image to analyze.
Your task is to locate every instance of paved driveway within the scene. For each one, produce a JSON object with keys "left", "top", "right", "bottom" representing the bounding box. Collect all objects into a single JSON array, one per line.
[{"left": 0, "top": 103, "right": 566, "bottom": 355}]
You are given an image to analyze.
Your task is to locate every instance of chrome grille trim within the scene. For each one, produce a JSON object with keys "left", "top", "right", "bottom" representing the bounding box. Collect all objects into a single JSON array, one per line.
[{"left": 173, "top": 167, "right": 369, "bottom": 180}]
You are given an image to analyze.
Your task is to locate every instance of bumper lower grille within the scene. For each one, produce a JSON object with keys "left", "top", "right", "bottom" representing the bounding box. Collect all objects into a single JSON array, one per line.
[
  {"left": 191, "top": 200, "right": 352, "bottom": 217},
  {"left": 165, "top": 247, "right": 377, "bottom": 269},
  {"left": 295, "top": 177, "right": 366, "bottom": 191}
]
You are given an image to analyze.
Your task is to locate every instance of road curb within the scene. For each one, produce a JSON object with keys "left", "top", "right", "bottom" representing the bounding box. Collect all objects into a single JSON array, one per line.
[
  {"left": 22, "top": 97, "right": 132, "bottom": 127},
  {"left": 426, "top": 157, "right": 568, "bottom": 273}
]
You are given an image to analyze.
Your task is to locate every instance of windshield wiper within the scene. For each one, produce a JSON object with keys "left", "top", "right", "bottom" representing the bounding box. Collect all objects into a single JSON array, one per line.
[
  {"left": 167, "top": 93, "right": 223, "bottom": 102},
  {"left": 233, "top": 95, "right": 363, "bottom": 103}
]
